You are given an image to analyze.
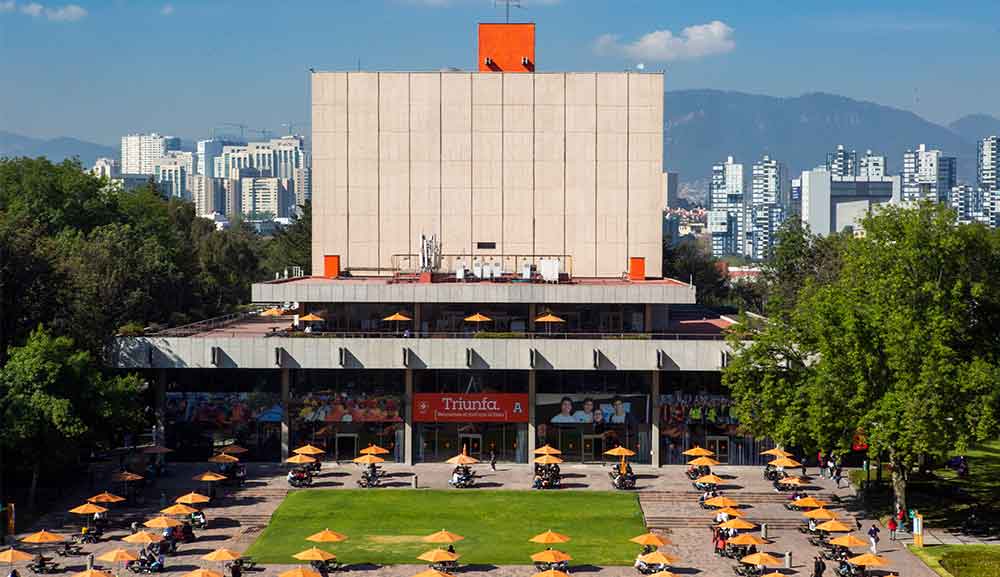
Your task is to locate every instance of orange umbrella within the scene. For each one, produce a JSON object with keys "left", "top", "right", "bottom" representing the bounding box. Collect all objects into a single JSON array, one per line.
[
  {"left": 533, "top": 445, "right": 562, "bottom": 455},
  {"left": 423, "top": 530, "right": 464, "bottom": 544},
  {"left": 88, "top": 492, "right": 125, "bottom": 504},
  {"left": 293, "top": 444, "right": 325, "bottom": 456},
  {"left": 144, "top": 516, "right": 182, "bottom": 529},
  {"left": 646, "top": 572, "right": 678, "bottom": 577},
  {"left": 802, "top": 508, "right": 837, "bottom": 520},
  {"left": 69, "top": 503, "right": 108, "bottom": 515},
  {"left": 113, "top": 471, "right": 144, "bottom": 482},
  {"left": 792, "top": 497, "right": 828, "bottom": 509},
  {"left": 703, "top": 496, "right": 739, "bottom": 508},
  {"left": 202, "top": 549, "right": 242, "bottom": 562},
  {"left": 286, "top": 454, "right": 317, "bottom": 464},
  {"left": 712, "top": 506, "right": 746, "bottom": 518},
  {"left": 847, "top": 553, "right": 889, "bottom": 567},
  {"left": 529, "top": 530, "right": 571, "bottom": 544},
  {"left": 531, "top": 550, "right": 572, "bottom": 563},
  {"left": 463, "top": 313, "right": 491, "bottom": 323},
  {"left": 531, "top": 571, "right": 570, "bottom": 577},
  {"left": 193, "top": 472, "right": 227, "bottom": 482},
  {"left": 176, "top": 492, "right": 210, "bottom": 505},
  {"left": 306, "top": 529, "right": 348, "bottom": 543},
  {"left": 122, "top": 532, "right": 163, "bottom": 545},
  {"left": 718, "top": 518, "right": 757, "bottom": 530},
  {"left": 829, "top": 535, "right": 868, "bottom": 548},
  {"left": 696, "top": 474, "right": 725, "bottom": 485},
  {"left": 97, "top": 549, "right": 137, "bottom": 563},
  {"left": 21, "top": 530, "right": 63, "bottom": 544},
  {"left": 728, "top": 534, "right": 769, "bottom": 546},
  {"left": 418, "top": 549, "right": 459, "bottom": 563},
  {"left": 383, "top": 312, "right": 413, "bottom": 322},
  {"left": 221, "top": 445, "right": 248, "bottom": 454},
  {"left": 639, "top": 551, "right": 679, "bottom": 565},
  {"left": 300, "top": 313, "right": 325, "bottom": 322},
  {"left": 353, "top": 454, "right": 384, "bottom": 465},
  {"left": 0, "top": 549, "right": 33, "bottom": 564},
  {"left": 777, "top": 476, "right": 807, "bottom": 486},
  {"left": 446, "top": 453, "right": 479, "bottom": 465},
  {"left": 816, "top": 520, "right": 852, "bottom": 533},
  {"left": 73, "top": 571, "right": 112, "bottom": 577},
  {"left": 279, "top": 568, "right": 321, "bottom": 577},
  {"left": 293, "top": 548, "right": 336, "bottom": 562},
  {"left": 208, "top": 453, "right": 239, "bottom": 464},
  {"left": 769, "top": 457, "right": 802, "bottom": 468},
  {"left": 412, "top": 570, "right": 454, "bottom": 577},
  {"left": 760, "top": 448, "right": 793, "bottom": 457},
  {"left": 682, "top": 447, "right": 715, "bottom": 457},
  {"left": 630, "top": 533, "right": 671, "bottom": 547},
  {"left": 534, "top": 313, "right": 565, "bottom": 324},
  {"left": 359, "top": 444, "right": 390, "bottom": 455},
  {"left": 260, "top": 308, "right": 285, "bottom": 317},
  {"left": 161, "top": 503, "right": 199, "bottom": 516},
  {"left": 604, "top": 446, "right": 636, "bottom": 457},
  {"left": 184, "top": 570, "right": 225, "bottom": 577},
  {"left": 687, "top": 456, "right": 720, "bottom": 467},
  {"left": 740, "top": 553, "right": 782, "bottom": 567},
  {"left": 534, "top": 455, "right": 564, "bottom": 465}
]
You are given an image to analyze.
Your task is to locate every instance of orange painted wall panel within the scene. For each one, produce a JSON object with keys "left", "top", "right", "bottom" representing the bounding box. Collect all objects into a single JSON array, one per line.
[
  {"left": 323, "top": 255, "right": 340, "bottom": 278},
  {"left": 629, "top": 257, "right": 646, "bottom": 281},
  {"left": 478, "top": 23, "right": 535, "bottom": 72}
]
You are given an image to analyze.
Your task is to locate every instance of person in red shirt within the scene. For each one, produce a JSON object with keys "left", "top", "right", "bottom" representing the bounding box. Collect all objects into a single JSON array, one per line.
[{"left": 887, "top": 517, "right": 898, "bottom": 541}]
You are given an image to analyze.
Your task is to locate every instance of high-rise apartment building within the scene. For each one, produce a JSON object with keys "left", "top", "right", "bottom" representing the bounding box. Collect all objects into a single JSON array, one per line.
[
  {"left": 240, "top": 176, "right": 293, "bottom": 218},
  {"left": 197, "top": 138, "right": 245, "bottom": 176},
  {"left": 827, "top": 144, "right": 857, "bottom": 177},
  {"left": 91, "top": 157, "right": 121, "bottom": 180},
  {"left": 211, "top": 136, "right": 310, "bottom": 203},
  {"left": 153, "top": 151, "right": 194, "bottom": 200},
  {"left": 121, "top": 133, "right": 181, "bottom": 175},
  {"left": 858, "top": 150, "right": 886, "bottom": 179},
  {"left": 902, "top": 144, "right": 957, "bottom": 204},
  {"left": 663, "top": 171, "right": 679, "bottom": 209},
  {"left": 978, "top": 136, "right": 999, "bottom": 192},
  {"left": 747, "top": 155, "right": 786, "bottom": 260},
  {"left": 949, "top": 184, "right": 986, "bottom": 224},
  {"left": 708, "top": 156, "right": 746, "bottom": 257},
  {"left": 800, "top": 168, "right": 901, "bottom": 236},
  {"left": 189, "top": 174, "right": 238, "bottom": 216}
]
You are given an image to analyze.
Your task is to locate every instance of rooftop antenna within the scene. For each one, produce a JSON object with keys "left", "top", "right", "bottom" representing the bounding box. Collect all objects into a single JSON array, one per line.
[{"left": 494, "top": 0, "right": 521, "bottom": 23}]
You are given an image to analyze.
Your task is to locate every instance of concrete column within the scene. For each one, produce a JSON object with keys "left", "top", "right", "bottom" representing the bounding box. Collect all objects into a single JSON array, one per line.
[
  {"left": 527, "top": 370, "right": 537, "bottom": 457},
  {"left": 154, "top": 370, "right": 167, "bottom": 445},
  {"left": 651, "top": 370, "right": 661, "bottom": 467},
  {"left": 280, "top": 368, "right": 290, "bottom": 461},
  {"left": 644, "top": 304, "right": 653, "bottom": 333},
  {"left": 414, "top": 303, "right": 422, "bottom": 334},
  {"left": 404, "top": 369, "right": 414, "bottom": 466},
  {"left": 528, "top": 303, "right": 536, "bottom": 333}
]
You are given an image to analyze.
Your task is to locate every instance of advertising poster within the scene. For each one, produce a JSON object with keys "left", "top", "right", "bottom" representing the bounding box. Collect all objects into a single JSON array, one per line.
[
  {"left": 413, "top": 393, "right": 530, "bottom": 423},
  {"left": 165, "top": 392, "right": 283, "bottom": 425},
  {"left": 535, "top": 393, "right": 648, "bottom": 427},
  {"left": 291, "top": 392, "right": 404, "bottom": 424}
]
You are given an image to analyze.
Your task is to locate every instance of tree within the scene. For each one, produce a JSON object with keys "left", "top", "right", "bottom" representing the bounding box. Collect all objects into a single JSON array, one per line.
[
  {"left": 724, "top": 203, "right": 1000, "bottom": 512},
  {"left": 263, "top": 202, "right": 311, "bottom": 276},
  {"left": 760, "top": 219, "right": 845, "bottom": 317},
  {"left": 663, "top": 237, "right": 728, "bottom": 306}
]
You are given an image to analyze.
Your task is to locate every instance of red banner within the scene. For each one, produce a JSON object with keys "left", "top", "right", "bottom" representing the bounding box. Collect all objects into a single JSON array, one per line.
[{"left": 413, "top": 393, "right": 530, "bottom": 423}]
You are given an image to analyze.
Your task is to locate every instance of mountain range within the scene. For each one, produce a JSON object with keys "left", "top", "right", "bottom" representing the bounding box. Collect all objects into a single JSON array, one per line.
[{"left": 0, "top": 131, "right": 116, "bottom": 167}]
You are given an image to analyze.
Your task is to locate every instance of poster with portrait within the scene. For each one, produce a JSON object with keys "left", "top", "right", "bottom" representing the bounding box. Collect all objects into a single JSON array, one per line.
[
  {"left": 290, "top": 391, "right": 404, "bottom": 425},
  {"left": 535, "top": 393, "right": 648, "bottom": 427},
  {"left": 165, "top": 392, "right": 283, "bottom": 427}
]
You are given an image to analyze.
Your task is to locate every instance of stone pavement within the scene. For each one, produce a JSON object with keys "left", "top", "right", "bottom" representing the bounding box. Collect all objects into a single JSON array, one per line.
[{"left": 10, "top": 461, "right": 942, "bottom": 577}]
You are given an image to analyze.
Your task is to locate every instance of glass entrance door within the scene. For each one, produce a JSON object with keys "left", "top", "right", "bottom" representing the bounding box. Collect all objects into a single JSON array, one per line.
[
  {"left": 335, "top": 433, "right": 358, "bottom": 462},
  {"left": 706, "top": 436, "right": 730, "bottom": 464},
  {"left": 459, "top": 434, "right": 483, "bottom": 458},
  {"left": 582, "top": 434, "right": 604, "bottom": 463}
]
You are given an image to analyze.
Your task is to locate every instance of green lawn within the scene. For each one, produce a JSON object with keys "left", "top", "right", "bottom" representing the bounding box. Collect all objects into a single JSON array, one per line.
[
  {"left": 245, "top": 490, "right": 647, "bottom": 566},
  {"left": 911, "top": 545, "right": 1000, "bottom": 577}
]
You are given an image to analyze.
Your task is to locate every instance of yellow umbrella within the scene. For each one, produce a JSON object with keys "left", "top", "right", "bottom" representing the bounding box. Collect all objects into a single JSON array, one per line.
[
  {"left": 829, "top": 534, "right": 868, "bottom": 548},
  {"left": 777, "top": 476, "right": 807, "bottom": 486},
  {"left": 97, "top": 549, "right": 138, "bottom": 563},
  {"left": 761, "top": 573, "right": 786, "bottom": 577},
  {"left": 604, "top": 446, "right": 636, "bottom": 457},
  {"left": 464, "top": 313, "right": 492, "bottom": 323},
  {"left": 21, "top": 530, "right": 63, "bottom": 544},
  {"left": 534, "top": 445, "right": 562, "bottom": 455},
  {"left": 144, "top": 516, "right": 182, "bottom": 529},
  {"left": 175, "top": 492, "right": 211, "bottom": 505},
  {"left": 639, "top": 551, "right": 679, "bottom": 565},
  {"left": 711, "top": 506, "right": 746, "bottom": 518},
  {"left": 261, "top": 308, "right": 285, "bottom": 317},
  {"left": 74, "top": 571, "right": 112, "bottom": 577},
  {"left": 792, "top": 497, "right": 827, "bottom": 509},
  {"left": 446, "top": 453, "right": 479, "bottom": 465},
  {"left": 695, "top": 474, "right": 725, "bottom": 485},
  {"left": 728, "top": 534, "right": 769, "bottom": 546},
  {"left": 682, "top": 447, "right": 715, "bottom": 457},
  {"left": 383, "top": 312, "right": 413, "bottom": 322},
  {"left": 353, "top": 454, "right": 385, "bottom": 465},
  {"left": 122, "top": 532, "right": 163, "bottom": 545},
  {"left": 687, "top": 456, "right": 720, "bottom": 467},
  {"left": 531, "top": 550, "right": 572, "bottom": 563},
  {"left": 847, "top": 553, "right": 890, "bottom": 567},
  {"left": 0, "top": 549, "right": 33, "bottom": 564},
  {"left": 534, "top": 455, "right": 564, "bottom": 465},
  {"left": 88, "top": 492, "right": 125, "bottom": 504},
  {"left": 816, "top": 520, "right": 852, "bottom": 533},
  {"left": 529, "top": 530, "right": 571, "bottom": 544},
  {"left": 424, "top": 530, "right": 465, "bottom": 544},
  {"left": 300, "top": 313, "right": 325, "bottom": 322},
  {"left": 279, "top": 568, "right": 322, "bottom": 577},
  {"left": 630, "top": 533, "right": 671, "bottom": 547},
  {"left": 769, "top": 457, "right": 802, "bottom": 468},
  {"left": 69, "top": 503, "right": 108, "bottom": 515},
  {"left": 293, "top": 548, "right": 336, "bottom": 562},
  {"left": 202, "top": 549, "right": 242, "bottom": 562},
  {"left": 286, "top": 454, "right": 317, "bottom": 464},
  {"left": 760, "top": 448, "right": 793, "bottom": 457},
  {"left": 703, "top": 496, "right": 739, "bottom": 508},
  {"left": 193, "top": 472, "right": 227, "bottom": 482},
  {"left": 221, "top": 445, "right": 248, "bottom": 454},
  {"left": 418, "top": 549, "right": 460, "bottom": 563},
  {"left": 161, "top": 503, "right": 199, "bottom": 516},
  {"left": 306, "top": 529, "right": 348, "bottom": 543},
  {"left": 718, "top": 518, "right": 757, "bottom": 530},
  {"left": 208, "top": 453, "right": 239, "bottom": 464},
  {"left": 531, "top": 571, "right": 570, "bottom": 577},
  {"left": 113, "top": 471, "right": 144, "bottom": 482},
  {"left": 293, "top": 444, "right": 326, "bottom": 455},
  {"left": 647, "top": 572, "right": 678, "bottom": 577},
  {"left": 740, "top": 553, "right": 782, "bottom": 567},
  {"left": 412, "top": 570, "right": 454, "bottom": 577},
  {"left": 359, "top": 444, "right": 390, "bottom": 455},
  {"left": 184, "top": 570, "right": 225, "bottom": 577},
  {"left": 802, "top": 508, "right": 837, "bottom": 520},
  {"left": 534, "top": 313, "right": 565, "bottom": 324}
]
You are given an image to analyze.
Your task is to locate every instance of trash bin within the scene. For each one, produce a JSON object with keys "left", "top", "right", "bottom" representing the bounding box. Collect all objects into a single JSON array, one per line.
[
  {"left": 784, "top": 551, "right": 792, "bottom": 569},
  {"left": 761, "top": 523, "right": 768, "bottom": 539},
  {"left": 412, "top": 475, "right": 419, "bottom": 489}
]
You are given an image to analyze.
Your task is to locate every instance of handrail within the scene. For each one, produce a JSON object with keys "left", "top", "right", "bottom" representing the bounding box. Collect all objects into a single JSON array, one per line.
[
  {"left": 151, "top": 307, "right": 272, "bottom": 337},
  {"left": 264, "top": 330, "right": 725, "bottom": 341}
]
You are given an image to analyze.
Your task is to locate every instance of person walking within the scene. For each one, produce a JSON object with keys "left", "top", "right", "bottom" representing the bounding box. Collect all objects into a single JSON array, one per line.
[
  {"left": 817, "top": 450, "right": 825, "bottom": 478},
  {"left": 867, "top": 523, "right": 881, "bottom": 554},
  {"left": 489, "top": 449, "right": 497, "bottom": 471},
  {"left": 813, "top": 555, "right": 826, "bottom": 577},
  {"left": 887, "top": 517, "right": 898, "bottom": 541}
]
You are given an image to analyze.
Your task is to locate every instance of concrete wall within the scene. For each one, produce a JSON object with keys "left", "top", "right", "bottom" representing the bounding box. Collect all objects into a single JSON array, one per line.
[
  {"left": 115, "top": 335, "right": 728, "bottom": 372},
  {"left": 311, "top": 71, "right": 665, "bottom": 278}
]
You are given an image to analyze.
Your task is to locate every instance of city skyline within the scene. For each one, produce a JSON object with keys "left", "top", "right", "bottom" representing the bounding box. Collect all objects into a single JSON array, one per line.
[{"left": 3, "top": 0, "right": 1000, "bottom": 145}]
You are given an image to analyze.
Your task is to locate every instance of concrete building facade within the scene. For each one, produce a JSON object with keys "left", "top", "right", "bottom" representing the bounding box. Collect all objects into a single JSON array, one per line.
[{"left": 121, "top": 132, "right": 181, "bottom": 175}]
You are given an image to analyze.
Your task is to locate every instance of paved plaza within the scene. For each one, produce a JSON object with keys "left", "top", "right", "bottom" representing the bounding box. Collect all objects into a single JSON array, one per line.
[{"left": 10, "top": 461, "right": 946, "bottom": 577}]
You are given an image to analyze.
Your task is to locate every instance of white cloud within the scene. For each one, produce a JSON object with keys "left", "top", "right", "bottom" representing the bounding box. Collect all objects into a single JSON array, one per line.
[
  {"left": 0, "top": 1, "right": 16, "bottom": 12},
  {"left": 4, "top": 1, "right": 87, "bottom": 21},
  {"left": 595, "top": 20, "right": 735, "bottom": 62},
  {"left": 160, "top": 3, "right": 174, "bottom": 16},
  {"left": 20, "top": 2, "right": 43, "bottom": 16}
]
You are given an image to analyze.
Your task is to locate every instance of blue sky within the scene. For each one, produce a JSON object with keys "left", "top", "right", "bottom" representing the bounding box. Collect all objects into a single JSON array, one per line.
[{"left": 3, "top": 0, "right": 999, "bottom": 145}]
